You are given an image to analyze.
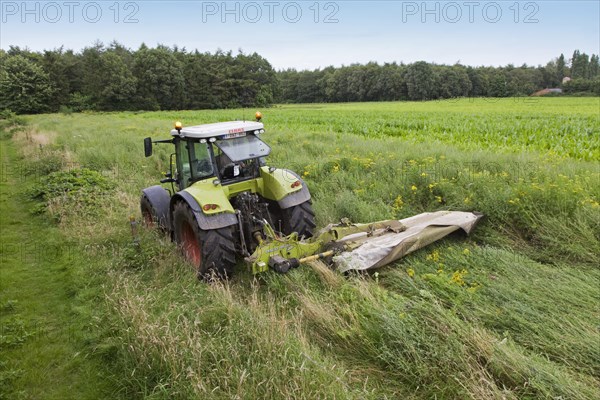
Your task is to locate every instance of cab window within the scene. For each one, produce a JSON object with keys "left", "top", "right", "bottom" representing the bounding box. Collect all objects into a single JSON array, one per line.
[
  {"left": 176, "top": 140, "right": 192, "bottom": 189},
  {"left": 177, "top": 140, "right": 215, "bottom": 189},
  {"left": 189, "top": 142, "right": 214, "bottom": 181}
]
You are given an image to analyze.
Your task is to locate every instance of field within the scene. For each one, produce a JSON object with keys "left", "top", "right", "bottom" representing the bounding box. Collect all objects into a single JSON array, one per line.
[{"left": 1, "top": 97, "right": 599, "bottom": 399}]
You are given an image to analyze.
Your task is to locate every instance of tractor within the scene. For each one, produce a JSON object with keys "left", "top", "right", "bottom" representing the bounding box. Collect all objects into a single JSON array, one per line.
[
  {"left": 142, "top": 114, "right": 483, "bottom": 279},
  {"left": 141, "top": 113, "right": 316, "bottom": 279}
]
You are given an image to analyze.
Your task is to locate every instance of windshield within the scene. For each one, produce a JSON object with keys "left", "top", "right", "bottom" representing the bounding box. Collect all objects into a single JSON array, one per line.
[{"left": 215, "top": 134, "right": 271, "bottom": 162}]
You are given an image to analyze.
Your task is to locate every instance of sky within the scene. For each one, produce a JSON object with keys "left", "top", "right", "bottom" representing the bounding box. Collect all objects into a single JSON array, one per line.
[{"left": 0, "top": 0, "right": 598, "bottom": 70}]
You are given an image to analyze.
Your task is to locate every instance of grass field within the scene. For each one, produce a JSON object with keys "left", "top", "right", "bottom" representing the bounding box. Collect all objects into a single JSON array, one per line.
[{"left": 1, "top": 97, "right": 599, "bottom": 399}]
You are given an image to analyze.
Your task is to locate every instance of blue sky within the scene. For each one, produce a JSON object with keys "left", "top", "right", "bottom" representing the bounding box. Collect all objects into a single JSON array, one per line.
[{"left": 1, "top": 1, "right": 598, "bottom": 69}]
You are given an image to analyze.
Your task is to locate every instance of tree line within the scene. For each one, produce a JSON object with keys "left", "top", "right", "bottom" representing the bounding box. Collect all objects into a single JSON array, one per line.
[
  {"left": 0, "top": 42, "right": 276, "bottom": 114},
  {"left": 0, "top": 43, "right": 598, "bottom": 114},
  {"left": 276, "top": 51, "right": 600, "bottom": 103}
]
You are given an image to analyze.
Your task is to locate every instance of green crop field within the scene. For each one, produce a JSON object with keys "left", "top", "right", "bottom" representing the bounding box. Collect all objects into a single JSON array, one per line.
[{"left": 1, "top": 97, "right": 599, "bottom": 399}]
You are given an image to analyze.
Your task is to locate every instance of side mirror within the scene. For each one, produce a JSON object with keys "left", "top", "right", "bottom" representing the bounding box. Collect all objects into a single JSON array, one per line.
[{"left": 144, "top": 137, "right": 153, "bottom": 157}]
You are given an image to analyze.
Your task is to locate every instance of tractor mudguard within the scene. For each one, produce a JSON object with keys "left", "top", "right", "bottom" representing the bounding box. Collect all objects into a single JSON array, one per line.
[
  {"left": 142, "top": 185, "right": 171, "bottom": 228},
  {"left": 170, "top": 191, "right": 238, "bottom": 230},
  {"left": 260, "top": 168, "right": 311, "bottom": 209},
  {"left": 185, "top": 181, "right": 235, "bottom": 214},
  {"left": 277, "top": 171, "right": 311, "bottom": 209}
]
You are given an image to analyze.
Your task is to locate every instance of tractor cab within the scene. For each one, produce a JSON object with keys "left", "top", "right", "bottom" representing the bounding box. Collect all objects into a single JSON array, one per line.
[
  {"left": 147, "top": 120, "right": 271, "bottom": 190},
  {"left": 171, "top": 120, "right": 270, "bottom": 190}
]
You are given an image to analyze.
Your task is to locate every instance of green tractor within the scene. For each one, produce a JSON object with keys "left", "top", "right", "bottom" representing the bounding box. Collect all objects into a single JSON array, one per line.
[{"left": 141, "top": 113, "right": 315, "bottom": 279}]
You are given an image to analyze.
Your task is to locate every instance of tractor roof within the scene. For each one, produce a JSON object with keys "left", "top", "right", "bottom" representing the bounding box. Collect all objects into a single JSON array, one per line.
[{"left": 171, "top": 121, "right": 265, "bottom": 139}]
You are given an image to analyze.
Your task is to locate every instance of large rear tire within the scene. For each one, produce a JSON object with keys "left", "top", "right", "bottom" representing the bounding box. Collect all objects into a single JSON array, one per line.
[
  {"left": 172, "top": 201, "right": 236, "bottom": 280},
  {"left": 280, "top": 200, "right": 316, "bottom": 239}
]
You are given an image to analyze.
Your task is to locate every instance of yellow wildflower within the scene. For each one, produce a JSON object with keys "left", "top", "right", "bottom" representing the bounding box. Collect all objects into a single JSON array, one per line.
[
  {"left": 393, "top": 195, "right": 404, "bottom": 210},
  {"left": 411, "top": 185, "right": 418, "bottom": 192},
  {"left": 450, "top": 269, "right": 468, "bottom": 286},
  {"left": 426, "top": 250, "right": 440, "bottom": 263},
  {"left": 407, "top": 268, "right": 415, "bottom": 278}
]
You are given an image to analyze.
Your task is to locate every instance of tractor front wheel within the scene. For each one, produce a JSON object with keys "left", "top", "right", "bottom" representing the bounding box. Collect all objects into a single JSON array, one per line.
[
  {"left": 140, "top": 195, "right": 156, "bottom": 226},
  {"left": 172, "top": 201, "right": 236, "bottom": 280},
  {"left": 280, "top": 200, "right": 316, "bottom": 239},
  {"left": 140, "top": 192, "right": 169, "bottom": 232}
]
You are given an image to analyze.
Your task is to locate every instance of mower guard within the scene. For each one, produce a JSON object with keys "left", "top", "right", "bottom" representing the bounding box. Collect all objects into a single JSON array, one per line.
[
  {"left": 246, "top": 211, "right": 483, "bottom": 274},
  {"left": 333, "top": 211, "right": 483, "bottom": 272}
]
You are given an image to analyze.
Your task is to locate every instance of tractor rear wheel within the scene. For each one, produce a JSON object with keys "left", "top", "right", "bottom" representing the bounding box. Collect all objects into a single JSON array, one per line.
[
  {"left": 280, "top": 200, "right": 316, "bottom": 239},
  {"left": 172, "top": 201, "right": 236, "bottom": 280}
]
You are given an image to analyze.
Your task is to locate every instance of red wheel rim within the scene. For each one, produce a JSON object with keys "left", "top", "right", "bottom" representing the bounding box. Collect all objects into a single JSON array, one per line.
[
  {"left": 181, "top": 221, "right": 201, "bottom": 267},
  {"left": 142, "top": 210, "right": 154, "bottom": 227}
]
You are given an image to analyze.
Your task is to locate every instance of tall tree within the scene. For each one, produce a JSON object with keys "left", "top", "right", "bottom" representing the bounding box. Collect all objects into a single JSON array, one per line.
[
  {"left": 0, "top": 55, "right": 54, "bottom": 114},
  {"left": 488, "top": 70, "right": 508, "bottom": 97},
  {"left": 132, "top": 45, "right": 185, "bottom": 110},
  {"left": 571, "top": 50, "right": 589, "bottom": 79},
  {"left": 79, "top": 41, "right": 106, "bottom": 108},
  {"left": 405, "top": 62, "right": 438, "bottom": 100},
  {"left": 437, "top": 64, "right": 472, "bottom": 98},
  {"left": 506, "top": 66, "right": 539, "bottom": 95},
  {"left": 556, "top": 53, "right": 566, "bottom": 82},
  {"left": 466, "top": 67, "right": 489, "bottom": 96},
  {"left": 588, "top": 54, "right": 599, "bottom": 78},
  {"left": 95, "top": 52, "right": 137, "bottom": 110}
]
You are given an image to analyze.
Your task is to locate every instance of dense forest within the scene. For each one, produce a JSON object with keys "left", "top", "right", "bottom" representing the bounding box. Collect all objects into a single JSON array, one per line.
[
  {"left": 277, "top": 52, "right": 600, "bottom": 103},
  {"left": 0, "top": 42, "right": 598, "bottom": 114}
]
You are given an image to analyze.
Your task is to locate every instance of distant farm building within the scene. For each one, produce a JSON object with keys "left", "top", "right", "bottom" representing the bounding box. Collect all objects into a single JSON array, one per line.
[
  {"left": 531, "top": 88, "right": 563, "bottom": 96},
  {"left": 562, "top": 77, "right": 572, "bottom": 84}
]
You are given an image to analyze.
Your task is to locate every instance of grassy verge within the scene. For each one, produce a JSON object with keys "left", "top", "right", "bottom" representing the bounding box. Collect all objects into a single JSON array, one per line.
[
  {"left": 0, "top": 137, "right": 119, "bottom": 399},
  {"left": 3, "top": 98, "right": 599, "bottom": 398}
]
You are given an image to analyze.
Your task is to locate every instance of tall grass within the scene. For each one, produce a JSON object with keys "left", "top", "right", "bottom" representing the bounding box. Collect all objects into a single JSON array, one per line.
[{"left": 14, "top": 98, "right": 600, "bottom": 398}]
